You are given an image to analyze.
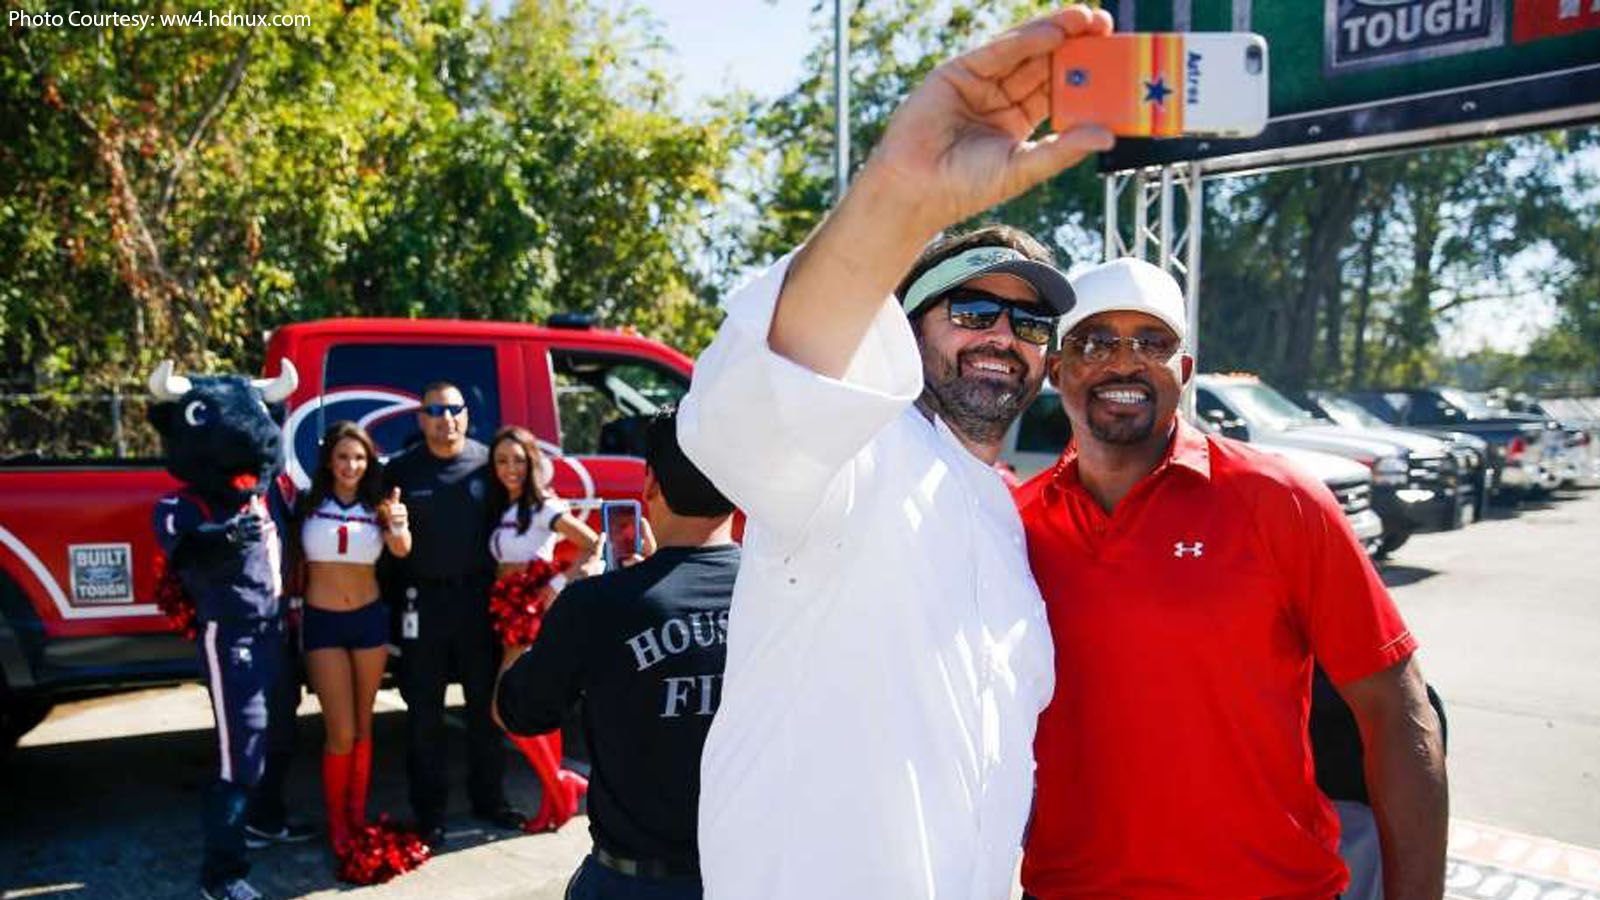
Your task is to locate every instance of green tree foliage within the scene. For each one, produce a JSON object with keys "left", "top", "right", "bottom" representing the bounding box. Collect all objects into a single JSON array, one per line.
[
  {"left": 734, "top": 3, "right": 1594, "bottom": 396},
  {"left": 0, "top": 0, "right": 733, "bottom": 397},
  {"left": 729, "top": 0, "right": 1105, "bottom": 274}
]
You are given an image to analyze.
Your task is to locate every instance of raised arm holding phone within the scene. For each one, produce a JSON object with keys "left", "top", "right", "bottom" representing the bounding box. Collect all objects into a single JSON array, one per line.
[{"left": 677, "top": 8, "right": 1114, "bottom": 899}]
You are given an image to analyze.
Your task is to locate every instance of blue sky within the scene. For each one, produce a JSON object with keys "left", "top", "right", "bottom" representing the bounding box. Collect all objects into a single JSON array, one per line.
[{"left": 639, "top": 0, "right": 814, "bottom": 109}]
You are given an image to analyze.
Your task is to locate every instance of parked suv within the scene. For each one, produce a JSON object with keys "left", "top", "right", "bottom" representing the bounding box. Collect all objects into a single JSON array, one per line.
[
  {"left": 1301, "top": 392, "right": 1489, "bottom": 521},
  {"left": 1195, "top": 375, "right": 1470, "bottom": 556},
  {"left": 1341, "top": 387, "right": 1548, "bottom": 499}
]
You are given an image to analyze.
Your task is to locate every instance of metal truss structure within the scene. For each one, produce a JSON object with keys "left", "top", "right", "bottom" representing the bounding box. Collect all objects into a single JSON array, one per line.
[{"left": 1102, "top": 163, "right": 1206, "bottom": 367}]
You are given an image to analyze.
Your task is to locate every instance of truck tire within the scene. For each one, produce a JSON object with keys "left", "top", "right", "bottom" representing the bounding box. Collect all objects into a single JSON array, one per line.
[
  {"left": 1376, "top": 531, "right": 1411, "bottom": 559},
  {"left": 0, "top": 692, "right": 52, "bottom": 760}
]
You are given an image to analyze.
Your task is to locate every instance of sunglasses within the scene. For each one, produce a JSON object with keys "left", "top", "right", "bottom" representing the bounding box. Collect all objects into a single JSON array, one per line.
[
  {"left": 941, "top": 293, "right": 1058, "bottom": 346},
  {"left": 421, "top": 402, "right": 467, "bottom": 418},
  {"left": 1063, "top": 330, "right": 1181, "bottom": 364}
]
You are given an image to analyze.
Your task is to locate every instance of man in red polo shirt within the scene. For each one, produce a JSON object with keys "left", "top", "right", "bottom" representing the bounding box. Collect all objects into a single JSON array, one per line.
[{"left": 1017, "top": 258, "right": 1448, "bottom": 900}]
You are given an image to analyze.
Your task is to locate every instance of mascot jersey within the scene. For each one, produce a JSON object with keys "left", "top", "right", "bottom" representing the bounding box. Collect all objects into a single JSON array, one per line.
[{"left": 153, "top": 486, "right": 287, "bottom": 625}]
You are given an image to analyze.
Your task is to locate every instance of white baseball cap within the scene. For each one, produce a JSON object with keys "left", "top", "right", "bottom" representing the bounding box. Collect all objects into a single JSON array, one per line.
[{"left": 1059, "top": 258, "right": 1189, "bottom": 343}]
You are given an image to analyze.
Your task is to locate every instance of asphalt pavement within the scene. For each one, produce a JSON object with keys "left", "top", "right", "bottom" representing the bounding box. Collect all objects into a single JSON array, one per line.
[{"left": 2, "top": 487, "right": 1598, "bottom": 900}]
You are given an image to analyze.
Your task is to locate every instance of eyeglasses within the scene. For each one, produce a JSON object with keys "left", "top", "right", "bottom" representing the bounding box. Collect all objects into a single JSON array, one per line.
[
  {"left": 421, "top": 403, "right": 467, "bottom": 418},
  {"left": 1063, "top": 330, "right": 1181, "bottom": 364},
  {"left": 942, "top": 293, "right": 1058, "bottom": 346}
]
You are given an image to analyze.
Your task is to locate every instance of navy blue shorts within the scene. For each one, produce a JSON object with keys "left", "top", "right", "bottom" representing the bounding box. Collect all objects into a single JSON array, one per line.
[{"left": 302, "top": 601, "right": 389, "bottom": 652}]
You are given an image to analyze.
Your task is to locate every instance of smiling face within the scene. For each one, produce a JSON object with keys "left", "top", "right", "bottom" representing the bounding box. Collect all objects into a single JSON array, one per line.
[
  {"left": 914, "top": 273, "right": 1051, "bottom": 446},
  {"left": 417, "top": 385, "right": 468, "bottom": 458},
  {"left": 492, "top": 438, "right": 530, "bottom": 499},
  {"left": 329, "top": 436, "right": 369, "bottom": 495},
  {"left": 1054, "top": 310, "right": 1192, "bottom": 449}
]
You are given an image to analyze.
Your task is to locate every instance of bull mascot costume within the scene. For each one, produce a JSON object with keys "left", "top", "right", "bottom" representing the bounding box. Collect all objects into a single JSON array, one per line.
[{"left": 148, "top": 359, "right": 310, "bottom": 900}]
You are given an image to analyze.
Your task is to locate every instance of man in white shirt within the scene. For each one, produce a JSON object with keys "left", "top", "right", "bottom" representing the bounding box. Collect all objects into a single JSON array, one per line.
[{"left": 676, "top": 7, "right": 1116, "bottom": 898}]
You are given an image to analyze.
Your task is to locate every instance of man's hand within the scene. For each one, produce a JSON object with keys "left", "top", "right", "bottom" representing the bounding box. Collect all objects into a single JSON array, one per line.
[
  {"left": 864, "top": 5, "right": 1116, "bottom": 234},
  {"left": 771, "top": 6, "right": 1114, "bottom": 378}
]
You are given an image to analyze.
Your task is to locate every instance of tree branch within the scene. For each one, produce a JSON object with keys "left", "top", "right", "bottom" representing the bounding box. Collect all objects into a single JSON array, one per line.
[{"left": 156, "top": 31, "right": 256, "bottom": 225}]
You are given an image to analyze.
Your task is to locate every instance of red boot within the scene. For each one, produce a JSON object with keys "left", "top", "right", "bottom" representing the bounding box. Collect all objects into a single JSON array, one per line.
[
  {"left": 347, "top": 738, "right": 373, "bottom": 832},
  {"left": 322, "top": 749, "right": 353, "bottom": 852},
  {"left": 510, "top": 732, "right": 565, "bottom": 832},
  {"left": 557, "top": 768, "right": 589, "bottom": 823}
]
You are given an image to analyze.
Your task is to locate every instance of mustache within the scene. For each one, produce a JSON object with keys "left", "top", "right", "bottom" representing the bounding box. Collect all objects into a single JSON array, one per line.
[
  {"left": 1089, "top": 375, "right": 1155, "bottom": 394},
  {"left": 958, "top": 345, "right": 1027, "bottom": 374}
]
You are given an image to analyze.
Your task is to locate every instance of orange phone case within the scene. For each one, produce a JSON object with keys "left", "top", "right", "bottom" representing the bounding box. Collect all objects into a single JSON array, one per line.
[{"left": 1051, "top": 34, "right": 1186, "bottom": 137}]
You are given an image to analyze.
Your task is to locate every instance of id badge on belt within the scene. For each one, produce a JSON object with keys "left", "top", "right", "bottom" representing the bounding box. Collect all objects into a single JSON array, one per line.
[{"left": 401, "top": 587, "right": 420, "bottom": 640}]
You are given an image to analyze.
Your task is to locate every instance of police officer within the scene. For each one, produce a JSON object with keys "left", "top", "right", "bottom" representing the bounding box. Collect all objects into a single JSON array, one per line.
[
  {"left": 497, "top": 409, "right": 739, "bottom": 899},
  {"left": 384, "top": 381, "right": 524, "bottom": 845}
]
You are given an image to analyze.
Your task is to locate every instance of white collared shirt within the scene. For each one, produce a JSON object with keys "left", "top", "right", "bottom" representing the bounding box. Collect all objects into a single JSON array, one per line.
[{"left": 679, "top": 254, "right": 1055, "bottom": 900}]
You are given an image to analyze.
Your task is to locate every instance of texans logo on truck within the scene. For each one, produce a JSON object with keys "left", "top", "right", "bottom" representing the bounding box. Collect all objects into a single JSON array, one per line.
[{"left": 283, "top": 388, "right": 597, "bottom": 498}]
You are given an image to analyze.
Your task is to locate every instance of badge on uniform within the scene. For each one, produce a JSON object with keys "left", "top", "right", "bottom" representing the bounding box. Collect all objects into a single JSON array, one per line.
[
  {"left": 402, "top": 608, "right": 420, "bottom": 640},
  {"left": 231, "top": 645, "right": 253, "bottom": 665}
]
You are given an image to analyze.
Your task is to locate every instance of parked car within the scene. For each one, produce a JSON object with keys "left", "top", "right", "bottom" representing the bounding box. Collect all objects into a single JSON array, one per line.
[
  {"left": 1499, "top": 394, "right": 1599, "bottom": 488},
  {"left": 1340, "top": 387, "right": 1549, "bottom": 500},
  {"left": 1301, "top": 392, "right": 1489, "bottom": 521},
  {"left": 999, "top": 385, "right": 1385, "bottom": 557},
  {"left": 1195, "top": 375, "right": 1472, "bottom": 556},
  {"left": 0, "top": 316, "right": 694, "bottom": 754}
]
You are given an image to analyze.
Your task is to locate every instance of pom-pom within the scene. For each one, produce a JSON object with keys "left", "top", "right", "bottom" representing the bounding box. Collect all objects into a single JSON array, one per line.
[
  {"left": 152, "top": 553, "right": 197, "bottom": 640},
  {"left": 489, "top": 560, "right": 559, "bottom": 646},
  {"left": 336, "top": 816, "right": 431, "bottom": 885}
]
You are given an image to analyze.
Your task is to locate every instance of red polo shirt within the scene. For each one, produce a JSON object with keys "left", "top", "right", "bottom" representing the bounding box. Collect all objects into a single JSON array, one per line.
[{"left": 1016, "top": 421, "right": 1416, "bottom": 900}]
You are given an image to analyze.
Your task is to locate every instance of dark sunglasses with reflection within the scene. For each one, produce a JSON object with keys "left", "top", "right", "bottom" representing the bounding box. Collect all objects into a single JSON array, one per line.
[
  {"left": 939, "top": 292, "right": 1059, "bottom": 346},
  {"left": 1061, "top": 328, "right": 1182, "bottom": 365},
  {"left": 420, "top": 402, "right": 467, "bottom": 418}
]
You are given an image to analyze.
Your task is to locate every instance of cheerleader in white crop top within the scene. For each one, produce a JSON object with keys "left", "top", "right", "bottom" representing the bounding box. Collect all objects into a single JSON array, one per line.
[
  {"left": 293, "top": 422, "right": 413, "bottom": 857},
  {"left": 303, "top": 496, "right": 387, "bottom": 564},
  {"left": 488, "top": 426, "right": 601, "bottom": 833}
]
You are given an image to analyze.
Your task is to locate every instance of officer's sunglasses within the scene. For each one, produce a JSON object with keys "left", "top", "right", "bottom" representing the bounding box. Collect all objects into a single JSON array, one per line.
[
  {"left": 941, "top": 293, "right": 1058, "bottom": 346},
  {"left": 1063, "top": 329, "right": 1181, "bottom": 364},
  {"left": 421, "top": 402, "right": 467, "bottom": 418}
]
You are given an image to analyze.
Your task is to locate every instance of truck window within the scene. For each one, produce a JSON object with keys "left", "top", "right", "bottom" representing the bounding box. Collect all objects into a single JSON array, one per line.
[
  {"left": 286, "top": 343, "right": 502, "bottom": 487},
  {"left": 550, "top": 352, "right": 688, "bottom": 457},
  {"left": 1403, "top": 393, "right": 1460, "bottom": 426}
]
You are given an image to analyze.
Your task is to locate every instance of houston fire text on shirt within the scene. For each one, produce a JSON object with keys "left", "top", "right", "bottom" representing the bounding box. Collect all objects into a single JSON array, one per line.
[{"left": 625, "top": 610, "right": 729, "bottom": 718}]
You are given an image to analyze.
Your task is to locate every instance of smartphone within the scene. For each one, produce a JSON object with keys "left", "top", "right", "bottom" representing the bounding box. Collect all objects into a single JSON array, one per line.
[
  {"left": 600, "top": 500, "right": 644, "bottom": 570},
  {"left": 1051, "top": 32, "right": 1268, "bottom": 138}
]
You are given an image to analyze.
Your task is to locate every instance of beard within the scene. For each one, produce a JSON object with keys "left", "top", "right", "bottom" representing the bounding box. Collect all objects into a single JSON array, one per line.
[{"left": 921, "top": 346, "right": 1037, "bottom": 445}]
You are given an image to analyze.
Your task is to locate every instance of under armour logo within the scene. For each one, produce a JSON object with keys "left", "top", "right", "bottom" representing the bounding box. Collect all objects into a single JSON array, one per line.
[{"left": 1173, "top": 541, "right": 1205, "bottom": 558}]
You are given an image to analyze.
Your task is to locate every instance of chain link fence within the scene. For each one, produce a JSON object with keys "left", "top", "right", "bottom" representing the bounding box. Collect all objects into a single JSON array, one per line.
[{"left": 0, "top": 392, "right": 164, "bottom": 461}]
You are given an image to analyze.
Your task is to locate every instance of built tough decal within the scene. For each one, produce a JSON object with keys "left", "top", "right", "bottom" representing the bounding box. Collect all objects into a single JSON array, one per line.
[{"left": 68, "top": 542, "right": 134, "bottom": 605}]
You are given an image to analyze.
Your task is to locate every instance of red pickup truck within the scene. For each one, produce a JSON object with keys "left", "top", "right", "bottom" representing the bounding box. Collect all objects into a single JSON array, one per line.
[{"left": 0, "top": 317, "right": 695, "bottom": 753}]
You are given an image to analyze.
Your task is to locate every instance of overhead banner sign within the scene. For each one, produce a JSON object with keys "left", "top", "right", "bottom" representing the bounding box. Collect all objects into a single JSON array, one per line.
[
  {"left": 1327, "top": 0, "right": 1506, "bottom": 73},
  {"left": 1099, "top": 0, "right": 1600, "bottom": 173}
]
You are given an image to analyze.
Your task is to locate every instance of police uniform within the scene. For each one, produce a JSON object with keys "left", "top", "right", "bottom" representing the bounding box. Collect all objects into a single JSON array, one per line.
[
  {"left": 498, "top": 544, "right": 741, "bottom": 897},
  {"left": 153, "top": 484, "right": 289, "bottom": 890},
  {"left": 382, "top": 438, "right": 509, "bottom": 830}
]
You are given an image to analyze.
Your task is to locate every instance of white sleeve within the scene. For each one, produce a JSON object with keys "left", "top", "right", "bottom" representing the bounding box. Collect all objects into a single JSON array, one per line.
[
  {"left": 540, "top": 497, "right": 569, "bottom": 528},
  {"left": 678, "top": 251, "right": 923, "bottom": 538}
]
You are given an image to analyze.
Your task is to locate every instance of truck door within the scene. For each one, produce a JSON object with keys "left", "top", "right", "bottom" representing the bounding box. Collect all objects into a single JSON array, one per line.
[{"left": 535, "top": 348, "right": 690, "bottom": 505}]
